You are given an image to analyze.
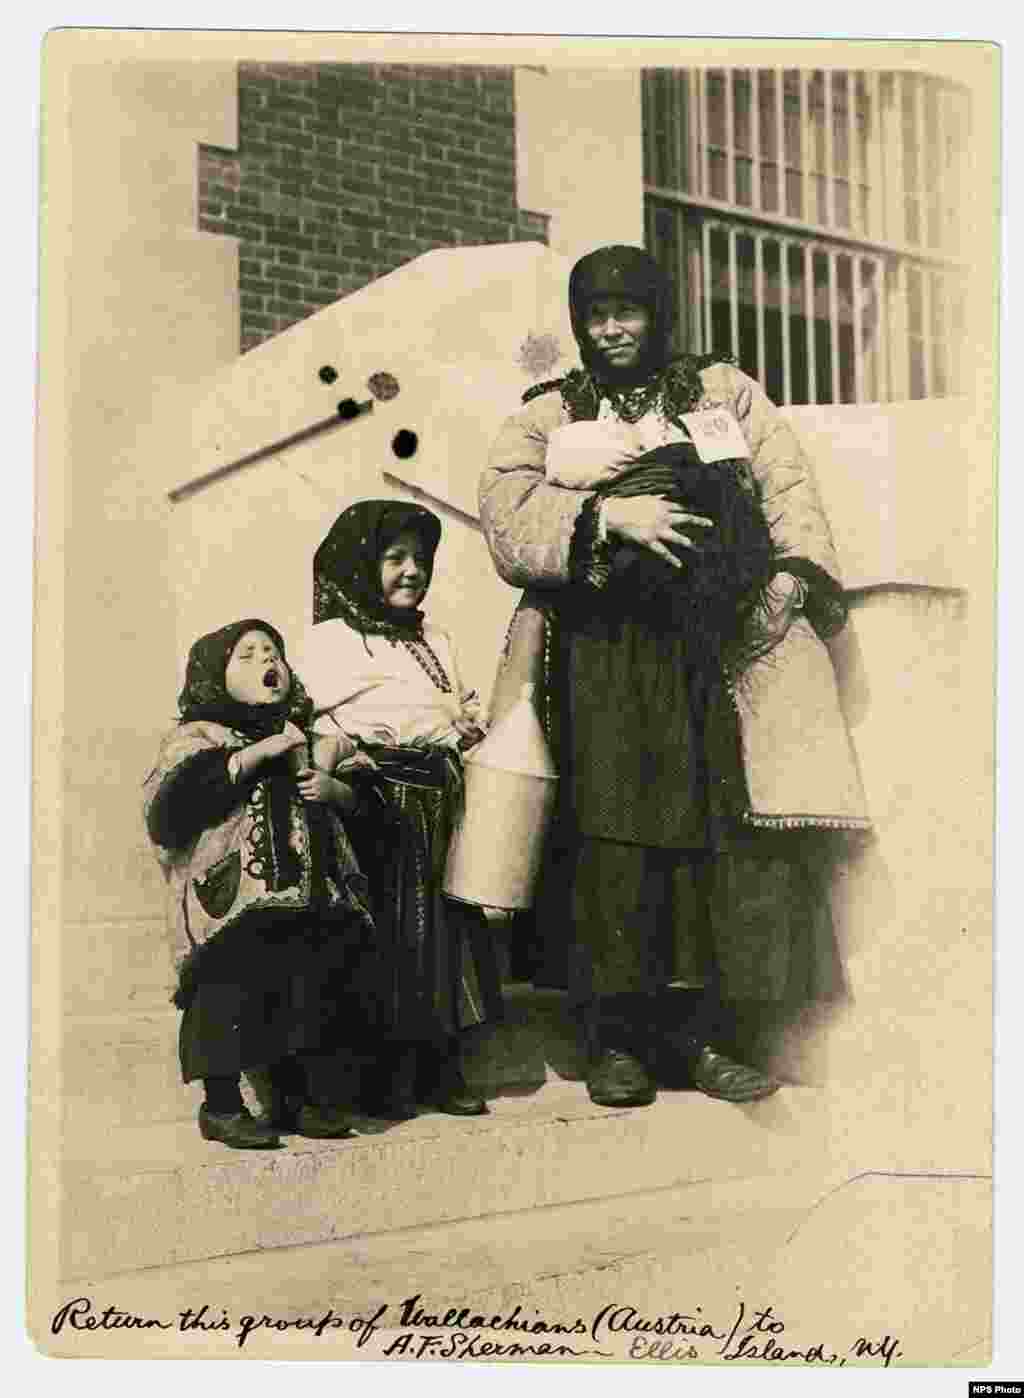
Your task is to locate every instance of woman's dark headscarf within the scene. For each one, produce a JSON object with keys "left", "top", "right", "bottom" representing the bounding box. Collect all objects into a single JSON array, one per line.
[
  {"left": 177, "top": 617, "right": 312, "bottom": 736},
  {"left": 569, "top": 245, "right": 674, "bottom": 385},
  {"left": 313, "top": 499, "right": 443, "bottom": 638}
]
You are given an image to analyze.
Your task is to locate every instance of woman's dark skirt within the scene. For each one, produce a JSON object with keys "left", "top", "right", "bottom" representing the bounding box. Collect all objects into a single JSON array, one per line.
[{"left": 530, "top": 602, "right": 847, "bottom": 1018}]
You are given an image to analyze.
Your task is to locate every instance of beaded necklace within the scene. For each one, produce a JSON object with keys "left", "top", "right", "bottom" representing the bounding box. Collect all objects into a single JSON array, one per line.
[{"left": 398, "top": 635, "right": 452, "bottom": 694}]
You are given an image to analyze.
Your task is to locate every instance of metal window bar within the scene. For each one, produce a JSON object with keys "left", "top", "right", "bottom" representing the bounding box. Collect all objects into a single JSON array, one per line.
[
  {"left": 750, "top": 70, "right": 762, "bottom": 212},
  {"left": 920, "top": 262, "right": 933, "bottom": 398},
  {"left": 725, "top": 68, "right": 737, "bottom": 206},
  {"left": 902, "top": 71, "right": 919, "bottom": 246},
  {"left": 876, "top": 255, "right": 890, "bottom": 404},
  {"left": 800, "top": 71, "right": 811, "bottom": 223},
  {"left": 931, "top": 79, "right": 947, "bottom": 252},
  {"left": 673, "top": 199, "right": 690, "bottom": 352},
  {"left": 804, "top": 244, "right": 817, "bottom": 404},
  {"left": 728, "top": 224, "right": 740, "bottom": 355},
  {"left": 897, "top": 257, "right": 909, "bottom": 400},
  {"left": 914, "top": 74, "right": 927, "bottom": 249},
  {"left": 852, "top": 71, "right": 865, "bottom": 238},
  {"left": 754, "top": 232, "right": 766, "bottom": 382},
  {"left": 699, "top": 68, "right": 710, "bottom": 197},
  {"left": 933, "top": 267, "right": 949, "bottom": 393},
  {"left": 687, "top": 69, "right": 701, "bottom": 198},
  {"left": 669, "top": 70, "right": 683, "bottom": 193},
  {"left": 947, "top": 87, "right": 968, "bottom": 256},
  {"left": 687, "top": 224, "right": 704, "bottom": 353},
  {"left": 775, "top": 67, "right": 786, "bottom": 217},
  {"left": 827, "top": 248, "right": 841, "bottom": 403},
  {"left": 852, "top": 254, "right": 865, "bottom": 404},
  {"left": 866, "top": 69, "right": 884, "bottom": 242},
  {"left": 780, "top": 238, "right": 793, "bottom": 404},
  {"left": 702, "top": 218, "right": 713, "bottom": 352},
  {"left": 824, "top": 69, "right": 836, "bottom": 228},
  {"left": 642, "top": 70, "right": 653, "bottom": 182}
]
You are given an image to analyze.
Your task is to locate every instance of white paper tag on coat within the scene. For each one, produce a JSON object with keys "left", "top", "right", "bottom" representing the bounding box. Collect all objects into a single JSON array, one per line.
[{"left": 680, "top": 408, "right": 750, "bottom": 463}]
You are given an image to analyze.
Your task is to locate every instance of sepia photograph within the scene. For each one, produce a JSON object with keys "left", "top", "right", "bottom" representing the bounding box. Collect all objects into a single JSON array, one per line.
[{"left": 26, "top": 21, "right": 1005, "bottom": 1377}]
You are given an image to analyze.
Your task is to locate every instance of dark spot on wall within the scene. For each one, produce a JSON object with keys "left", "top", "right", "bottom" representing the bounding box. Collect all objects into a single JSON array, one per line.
[
  {"left": 368, "top": 371, "right": 400, "bottom": 402},
  {"left": 391, "top": 429, "right": 418, "bottom": 460}
]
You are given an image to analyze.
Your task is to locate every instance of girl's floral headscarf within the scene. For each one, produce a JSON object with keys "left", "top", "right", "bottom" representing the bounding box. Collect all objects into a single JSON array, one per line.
[{"left": 313, "top": 500, "right": 443, "bottom": 641}]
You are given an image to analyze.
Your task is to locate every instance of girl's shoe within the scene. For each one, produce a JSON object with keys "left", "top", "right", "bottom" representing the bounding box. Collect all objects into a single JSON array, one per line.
[{"left": 198, "top": 1104, "right": 283, "bottom": 1149}]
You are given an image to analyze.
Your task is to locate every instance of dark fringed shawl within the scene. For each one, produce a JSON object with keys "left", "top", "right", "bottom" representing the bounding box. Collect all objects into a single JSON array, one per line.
[{"left": 565, "top": 443, "right": 787, "bottom": 687}]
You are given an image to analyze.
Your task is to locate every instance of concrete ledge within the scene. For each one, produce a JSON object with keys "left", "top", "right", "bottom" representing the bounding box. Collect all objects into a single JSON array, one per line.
[{"left": 61, "top": 1079, "right": 828, "bottom": 1279}]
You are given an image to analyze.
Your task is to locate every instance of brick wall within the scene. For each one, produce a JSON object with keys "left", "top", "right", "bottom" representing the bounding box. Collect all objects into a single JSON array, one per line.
[{"left": 198, "top": 63, "right": 549, "bottom": 353}]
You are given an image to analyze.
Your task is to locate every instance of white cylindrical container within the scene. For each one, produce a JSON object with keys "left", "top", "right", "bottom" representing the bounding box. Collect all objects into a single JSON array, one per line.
[{"left": 443, "top": 683, "right": 558, "bottom": 910}]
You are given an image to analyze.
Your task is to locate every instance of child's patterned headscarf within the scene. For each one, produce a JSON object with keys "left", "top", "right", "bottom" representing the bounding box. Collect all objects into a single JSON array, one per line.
[{"left": 177, "top": 617, "right": 312, "bottom": 736}]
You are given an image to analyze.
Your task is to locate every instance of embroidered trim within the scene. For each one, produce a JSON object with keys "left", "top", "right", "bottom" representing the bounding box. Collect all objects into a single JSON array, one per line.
[
  {"left": 244, "top": 782, "right": 269, "bottom": 883},
  {"left": 399, "top": 635, "right": 452, "bottom": 693},
  {"left": 741, "top": 811, "right": 873, "bottom": 831}
]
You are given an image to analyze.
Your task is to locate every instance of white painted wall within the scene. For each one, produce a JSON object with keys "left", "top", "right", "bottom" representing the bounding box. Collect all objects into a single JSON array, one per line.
[{"left": 515, "top": 67, "right": 645, "bottom": 263}]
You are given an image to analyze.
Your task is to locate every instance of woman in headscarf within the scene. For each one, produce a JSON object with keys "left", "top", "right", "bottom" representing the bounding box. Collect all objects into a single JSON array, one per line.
[
  {"left": 143, "top": 618, "right": 380, "bottom": 1149},
  {"left": 479, "top": 245, "right": 870, "bottom": 1110},
  {"left": 294, "top": 500, "right": 503, "bottom": 1119}
]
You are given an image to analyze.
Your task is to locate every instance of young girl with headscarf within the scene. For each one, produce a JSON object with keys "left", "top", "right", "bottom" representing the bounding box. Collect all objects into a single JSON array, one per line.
[
  {"left": 144, "top": 618, "right": 380, "bottom": 1149},
  {"left": 295, "top": 500, "right": 503, "bottom": 1119}
]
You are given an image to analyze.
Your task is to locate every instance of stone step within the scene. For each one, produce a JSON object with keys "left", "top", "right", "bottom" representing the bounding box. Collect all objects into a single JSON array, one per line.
[
  {"left": 47, "top": 1170, "right": 990, "bottom": 1365},
  {"left": 55, "top": 1169, "right": 823, "bottom": 1354},
  {"left": 60, "top": 1077, "right": 828, "bottom": 1280}
]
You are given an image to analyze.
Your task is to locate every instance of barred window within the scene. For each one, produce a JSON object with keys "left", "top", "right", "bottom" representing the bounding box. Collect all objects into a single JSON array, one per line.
[{"left": 642, "top": 67, "right": 969, "bottom": 403}]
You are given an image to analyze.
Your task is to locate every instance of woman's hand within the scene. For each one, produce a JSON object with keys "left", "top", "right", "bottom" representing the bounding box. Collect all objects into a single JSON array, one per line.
[{"left": 601, "top": 494, "right": 714, "bottom": 569}]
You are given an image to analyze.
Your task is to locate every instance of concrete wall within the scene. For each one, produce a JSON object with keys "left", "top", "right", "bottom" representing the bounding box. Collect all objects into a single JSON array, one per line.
[
  {"left": 515, "top": 67, "right": 645, "bottom": 263},
  {"left": 43, "top": 46, "right": 241, "bottom": 932}
]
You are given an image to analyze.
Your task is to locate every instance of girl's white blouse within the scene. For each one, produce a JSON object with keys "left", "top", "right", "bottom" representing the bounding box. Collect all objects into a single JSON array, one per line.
[{"left": 294, "top": 617, "right": 474, "bottom": 749}]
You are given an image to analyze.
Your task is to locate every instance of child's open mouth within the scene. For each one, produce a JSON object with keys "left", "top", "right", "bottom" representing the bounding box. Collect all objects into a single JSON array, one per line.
[{"left": 263, "top": 667, "right": 281, "bottom": 688}]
